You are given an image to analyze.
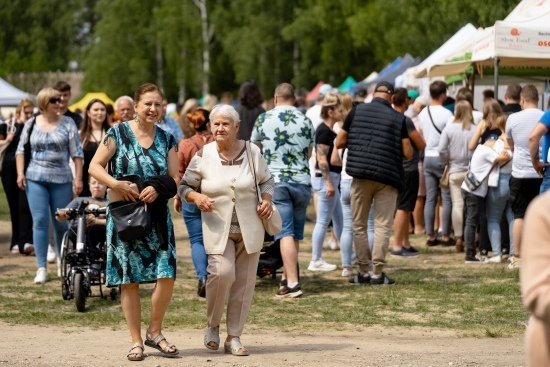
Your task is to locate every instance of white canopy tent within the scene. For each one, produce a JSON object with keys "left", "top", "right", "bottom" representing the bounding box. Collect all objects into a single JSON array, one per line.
[
  {"left": 0, "top": 77, "right": 34, "bottom": 106},
  {"left": 428, "top": 0, "right": 550, "bottom": 98}
]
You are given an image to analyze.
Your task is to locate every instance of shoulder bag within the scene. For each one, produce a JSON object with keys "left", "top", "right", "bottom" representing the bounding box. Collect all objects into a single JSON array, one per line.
[
  {"left": 108, "top": 123, "right": 152, "bottom": 242},
  {"left": 427, "top": 107, "right": 450, "bottom": 189},
  {"left": 23, "top": 117, "right": 36, "bottom": 173},
  {"left": 245, "top": 141, "right": 282, "bottom": 236}
]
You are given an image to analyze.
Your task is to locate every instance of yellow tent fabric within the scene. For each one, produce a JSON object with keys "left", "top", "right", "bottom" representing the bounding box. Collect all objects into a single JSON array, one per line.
[{"left": 68, "top": 92, "right": 115, "bottom": 112}]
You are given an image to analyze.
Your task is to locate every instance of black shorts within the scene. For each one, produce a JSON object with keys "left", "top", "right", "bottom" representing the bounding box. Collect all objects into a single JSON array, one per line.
[
  {"left": 396, "top": 171, "right": 419, "bottom": 212},
  {"left": 509, "top": 176, "right": 543, "bottom": 219}
]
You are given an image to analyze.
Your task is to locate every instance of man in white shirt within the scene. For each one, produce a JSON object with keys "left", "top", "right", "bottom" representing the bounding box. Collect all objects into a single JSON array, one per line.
[
  {"left": 418, "top": 81, "right": 453, "bottom": 246},
  {"left": 505, "top": 84, "right": 544, "bottom": 269}
]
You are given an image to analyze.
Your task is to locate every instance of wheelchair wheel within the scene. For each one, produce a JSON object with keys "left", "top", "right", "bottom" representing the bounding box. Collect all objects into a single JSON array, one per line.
[
  {"left": 60, "top": 232, "right": 72, "bottom": 300},
  {"left": 110, "top": 288, "right": 117, "bottom": 301},
  {"left": 74, "top": 272, "right": 86, "bottom": 312}
]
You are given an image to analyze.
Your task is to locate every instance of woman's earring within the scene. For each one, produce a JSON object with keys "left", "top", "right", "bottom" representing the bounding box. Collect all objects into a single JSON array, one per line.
[{"left": 134, "top": 115, "right": 139, "bottom": 123}]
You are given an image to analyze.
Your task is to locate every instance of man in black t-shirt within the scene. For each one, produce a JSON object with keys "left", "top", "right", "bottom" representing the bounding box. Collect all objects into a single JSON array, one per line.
[
  {"left": 54, "top": 81, "right": 82, "bottom": 129},
  {"left": 335, "top": 81, "right": 412, "bottom": 286}
]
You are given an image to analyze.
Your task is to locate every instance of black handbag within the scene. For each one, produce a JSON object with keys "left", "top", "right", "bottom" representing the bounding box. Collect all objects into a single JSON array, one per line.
[
  {"left": 23, "top": 117, "right": 36, "bottom": 172},
  {"left": 109, "top": 200, "right": 152, "bottom": 242}
]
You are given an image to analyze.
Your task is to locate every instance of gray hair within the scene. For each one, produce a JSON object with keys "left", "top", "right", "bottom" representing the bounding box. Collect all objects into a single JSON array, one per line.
[
  {"left": 210, "top": 104, "right": 240, "bottom": 126},
  {"left": 115, "top": 95, "right": 134, "bottom": 110}
]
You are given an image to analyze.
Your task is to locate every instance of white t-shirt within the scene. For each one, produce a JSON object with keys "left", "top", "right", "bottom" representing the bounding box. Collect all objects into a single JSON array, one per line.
[
  {"left": 306, "top": 104, "right": 323, "bottom": 131},
  {"left": 505, "top": 108, "right": 544, "bottom": 178},
  {"left": 461, "top": 145, "right": 499, "bottom": 197},
  {"left": 419, "top": 105, "right": 453, "bottom": 157}
]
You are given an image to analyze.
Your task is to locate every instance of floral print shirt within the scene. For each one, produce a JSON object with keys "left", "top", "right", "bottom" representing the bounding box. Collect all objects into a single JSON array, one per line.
[{"left": 251, "top": 105, "right": 314, "bottom": 185}]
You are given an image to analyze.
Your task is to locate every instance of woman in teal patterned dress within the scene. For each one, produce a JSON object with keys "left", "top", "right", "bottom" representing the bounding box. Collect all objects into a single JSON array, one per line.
[{"left": 89, "top": 84, "right": 180, "bottom": 361}]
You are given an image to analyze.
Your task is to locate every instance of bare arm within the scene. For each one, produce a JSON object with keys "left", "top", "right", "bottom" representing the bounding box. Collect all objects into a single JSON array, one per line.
[
  {"left": 73, "top": 157, "right": 83, "bottom": 196},
  {"left": 335, "top": 130, "right": 348, "bottom": 149},
  {"left": 330, "top": 146, "right": 342, "bottom": 167},
  {"left": 88, "top": 136, "right": 140, "bottom": 202},
  {"left": 316, "top": 143, "right": 334, "bottom": 197},
  {"left": 469, "top": 120, "right": 486, "bottom": 151},
  {"left": 402, "top": 138, "right": 413, "bottom": 159},
  {"left": 529, "top": 122, "right": 548, "bottom": 176},
  {"left": 409, "top": 129, "right": 426, "bottom": 152}
]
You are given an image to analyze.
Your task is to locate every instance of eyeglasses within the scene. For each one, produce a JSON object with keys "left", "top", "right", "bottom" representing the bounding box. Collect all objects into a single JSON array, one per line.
[
  {"left": 374, "top": 89, "right": 394, "bottom": 95},
  {"left": 49, "top": 97, "right": 61, "bottom": 104}
]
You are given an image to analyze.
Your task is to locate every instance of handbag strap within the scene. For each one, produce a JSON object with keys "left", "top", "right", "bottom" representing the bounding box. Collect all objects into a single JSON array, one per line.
[
  {"left": 427, "top": 106, "right": 442, "bottom": 135},
  {"left": 245, "top": 141, "right": 262, "bottom": 204}
]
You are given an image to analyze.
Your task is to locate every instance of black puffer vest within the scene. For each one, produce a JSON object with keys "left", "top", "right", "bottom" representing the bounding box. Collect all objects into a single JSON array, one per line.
[{"left": 346, "top": 98, "right": 405, "bottom": 192}]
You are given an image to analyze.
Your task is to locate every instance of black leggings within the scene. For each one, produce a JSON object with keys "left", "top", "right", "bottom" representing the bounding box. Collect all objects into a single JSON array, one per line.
[{"left": 1, "top": 156, "right": 33, "bottom": 251}]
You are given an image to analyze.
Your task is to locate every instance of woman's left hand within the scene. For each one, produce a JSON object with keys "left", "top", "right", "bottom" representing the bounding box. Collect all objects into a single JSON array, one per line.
[
  {"left": 257, "top": 199, "right": 272, "bottom": 219},
  {"left": 139, "top": 186, "right": 159, "bottom": 203},
  {"left": 73, "top": 178, "right": 83, "bottom": 196}
]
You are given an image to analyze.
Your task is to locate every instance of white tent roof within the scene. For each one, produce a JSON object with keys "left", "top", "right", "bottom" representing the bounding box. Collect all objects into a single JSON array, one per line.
[
  {"left": 411, "top": 23, "right": 478, "bottom": 79},
  {"left": 0, "top": 78, "right": 34, "bottom": 106},
  {"left": 429, "top": 0, "right": 550, "bottom": 76}
]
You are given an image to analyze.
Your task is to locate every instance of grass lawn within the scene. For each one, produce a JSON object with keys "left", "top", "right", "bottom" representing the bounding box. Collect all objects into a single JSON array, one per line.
[{"left": 0, "top": 206, "right": 527, "bottom": 337}]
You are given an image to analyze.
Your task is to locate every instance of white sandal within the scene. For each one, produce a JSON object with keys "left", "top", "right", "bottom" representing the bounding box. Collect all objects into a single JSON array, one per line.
[
  {"left": 224, "top": 337, "right": 249, "bottom": 356},
  {"left": 204, "top": 325, "right": 220, "bottom": 350}
]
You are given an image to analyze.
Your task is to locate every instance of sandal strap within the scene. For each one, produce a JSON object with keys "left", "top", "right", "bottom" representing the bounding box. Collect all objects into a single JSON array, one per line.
[
  {"left": 146, "top": 330, "right": 167, "bottom": 345},
  {"left": 128, "top": 342, "right": 144, "bottom": 354},
  {"left": 163, "top": 343, "right": 175, "bottom": 353}
]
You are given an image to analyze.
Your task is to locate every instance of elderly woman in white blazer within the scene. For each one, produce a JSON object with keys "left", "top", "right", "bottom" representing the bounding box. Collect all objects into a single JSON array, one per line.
[{"left": 178, "top": 104, "right": 274, "bottom": 356}]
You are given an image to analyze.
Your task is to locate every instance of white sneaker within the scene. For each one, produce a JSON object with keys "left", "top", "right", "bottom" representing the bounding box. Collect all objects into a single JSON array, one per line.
[
  {"left": 34, "top": 268, "right": 48, "bottom": 284},
  {"left": 308, "top": 259, "right": 337, "bottom": 272},
  {"left": 23, "top": 243, "right": 34, "bottom": 255},
  {"left": 57, "top": 258, "right": 61, "bottom": 278},
  {"left": 47, "top": 245, "right": 57, "bottom": 263},
  {"left": 341, "top": 268, "right": 357, "bottom": 277},
  {"left": 488, "top": 255, "right": 502, "bottom": 263},
  {"left": 327, "top": 239, "right": 339, "bottom": 250}
]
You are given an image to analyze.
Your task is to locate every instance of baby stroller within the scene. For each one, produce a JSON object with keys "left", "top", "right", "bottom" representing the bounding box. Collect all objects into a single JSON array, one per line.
[
  {"left": 58, "top": 201, "right": 116, "bottom": 312},
  {"left": 257, "top": 237, "right": 284, "bottom": 279}
]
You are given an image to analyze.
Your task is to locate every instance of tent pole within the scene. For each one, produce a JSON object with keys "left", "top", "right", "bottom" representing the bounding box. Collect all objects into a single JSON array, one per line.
[{"left": 494, "top": 57, "right": 500, "bottom": 99}]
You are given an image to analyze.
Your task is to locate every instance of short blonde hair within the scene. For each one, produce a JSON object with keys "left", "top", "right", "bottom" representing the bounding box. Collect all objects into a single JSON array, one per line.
[{"left": 36, "top": 87, "right": 60, "bottom": 112}]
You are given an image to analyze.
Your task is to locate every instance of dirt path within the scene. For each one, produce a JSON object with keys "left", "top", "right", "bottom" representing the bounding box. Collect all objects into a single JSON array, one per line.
[{"left": 1, "top": 323, "right": 525, "bottom": 367}]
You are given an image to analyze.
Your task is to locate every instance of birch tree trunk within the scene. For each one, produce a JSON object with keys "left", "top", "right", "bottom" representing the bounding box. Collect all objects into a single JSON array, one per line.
[{"left": 193, "top": 0, "right": 214, "bottom": 96}]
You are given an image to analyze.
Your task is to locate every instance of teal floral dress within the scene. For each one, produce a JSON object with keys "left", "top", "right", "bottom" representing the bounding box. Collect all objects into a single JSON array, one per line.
[{"left": 104, "top": 121, "right": 177, "bottom": 287}]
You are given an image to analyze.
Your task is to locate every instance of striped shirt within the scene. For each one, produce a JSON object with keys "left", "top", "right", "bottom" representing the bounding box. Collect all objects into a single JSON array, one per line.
[{"left": 505, "top": 108, "right": 544, "bottom": 178}]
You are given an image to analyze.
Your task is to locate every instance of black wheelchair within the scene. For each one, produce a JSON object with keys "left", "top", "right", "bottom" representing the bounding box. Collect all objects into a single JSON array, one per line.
[{"left": 58, "top": 201, "right": 116, "bottom": 312}]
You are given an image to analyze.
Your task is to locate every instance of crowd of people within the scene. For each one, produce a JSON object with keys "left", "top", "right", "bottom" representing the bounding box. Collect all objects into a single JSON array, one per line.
[{"left": 2, "top": 78, "right": 550, "bottom": 362}]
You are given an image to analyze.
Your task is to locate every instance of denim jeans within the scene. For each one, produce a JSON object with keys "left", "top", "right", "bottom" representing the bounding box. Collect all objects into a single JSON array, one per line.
[
  {"left": 311, "top": 172, "right": 343, "bottom": 261},
  {"left": 424, "top": 156, "right": 452, "bottom": 235},
  {"left": 541, "top": 167, "right": 550, "bottom": 194},
  {"left": 486, "top": 173, "right": 514, "bottom": 256},
  {"left": 340, "top": 179, "right": 356, "bottom": 267},
  {"left": 273, "top": 182, "right": 311, "bottom": 241},
  {"left": 26, "top": 180, "right": 73, "bottom": 268},
  {"left": 182, "top": 201, "right": 208, "bottom": 278}
]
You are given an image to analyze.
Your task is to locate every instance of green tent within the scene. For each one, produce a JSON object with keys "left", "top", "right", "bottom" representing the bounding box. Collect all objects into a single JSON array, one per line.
[{"left": 338, "top": 76, "right": 356, "bottom": 93}]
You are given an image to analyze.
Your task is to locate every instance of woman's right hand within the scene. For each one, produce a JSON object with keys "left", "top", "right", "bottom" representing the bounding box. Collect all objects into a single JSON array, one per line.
[
  {"left": 112, "top": 180, "right": 140, "bottom": 202},
  {"left": 16, "top": 173, "right": 26, "bottom": 190},
  {"left": 195, "top": 194, "right": 215, "bottom": 212}
]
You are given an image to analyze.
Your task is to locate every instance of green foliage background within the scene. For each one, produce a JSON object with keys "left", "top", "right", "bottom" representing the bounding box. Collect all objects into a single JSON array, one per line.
[{"left": 0, "top": 0, "right": 520, "bottom": 100}]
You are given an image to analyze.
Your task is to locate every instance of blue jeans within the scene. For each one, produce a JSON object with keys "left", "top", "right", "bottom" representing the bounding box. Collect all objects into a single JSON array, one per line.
[
  {"left": 273, "top": 182, "right": 311, "bottom": 241},
  {"left": 424, "top": 156, "right": 452, "bottom": 235},
  {"left": 311, "top": 172, "right": 343, "bottom": 261},
  {"left": 486, "top": 173, "right": 514, "bottom": 256},
  {"left": 340, "top": 179, "right": 355, "bottom": 267},
  {"left": 26, "top": 180, "right": 73, "bottom": 268},
  {"left": 541, "top": 167, "right": 550, "bottom": 194},
  {"left": 182, "top": 201, "right": 208, "bottom": 278}
]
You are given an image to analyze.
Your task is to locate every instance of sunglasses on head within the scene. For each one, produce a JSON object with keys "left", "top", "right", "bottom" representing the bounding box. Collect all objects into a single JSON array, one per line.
[
  {"left": 49, "top": 97, "right": 61, "bottom": 104},
  {"left": 374, "top": 89, "right": 394, "bottom": 95}
]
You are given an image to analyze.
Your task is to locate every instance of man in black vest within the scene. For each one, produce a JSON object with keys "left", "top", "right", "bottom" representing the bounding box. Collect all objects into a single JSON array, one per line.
[{"left": 336, "top": 81, "right": 412, "bottom": 285}]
